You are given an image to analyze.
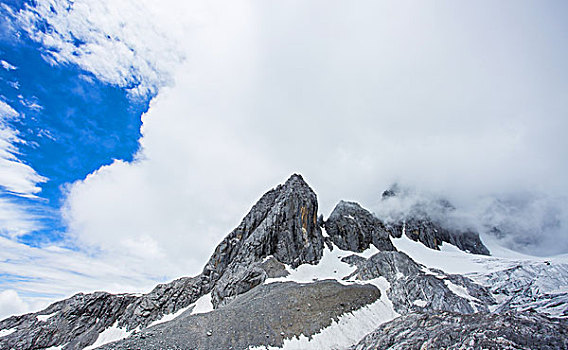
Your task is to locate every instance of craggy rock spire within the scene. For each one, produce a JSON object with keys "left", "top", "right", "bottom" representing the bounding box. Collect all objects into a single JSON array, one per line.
[
  {"left": 0, "top": 174, "right": 325, "bottom": 349},
  {"left": 203, "top": 174, "right": 325, "bottom": 306}
]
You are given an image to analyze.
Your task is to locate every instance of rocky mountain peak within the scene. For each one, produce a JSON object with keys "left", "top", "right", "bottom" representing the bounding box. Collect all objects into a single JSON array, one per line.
[
  {"left": 3, "top": 174, "right": 565, "bottom": 350},
  {"left": 201, "top": 174, "right": 324, "bottom": 306}
]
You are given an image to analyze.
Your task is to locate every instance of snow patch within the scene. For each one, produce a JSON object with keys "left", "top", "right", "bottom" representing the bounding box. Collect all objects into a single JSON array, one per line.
[
  {"left": 43, "top": 345, "right": 66, "bottom": 350},
  {"left": 444, "top": 280, "right": 479, "bottom": 303},
  {"left": 266, "top": 245, "right": 357, "bottom": 285},
  {"left": 148, "top": 304, "right": 192, "bottom": 327},
  {"left": 191, "top": 293, "right": 213, "bottom": 315},
  {"left": 37, "top": 311, "right": 58, "bottom": 322},
  {"left": 356, "top": 245, "right": 380, "bottom": 259},
  {"left": 413, "top": 299, "right": 427, "bottom": 307},
  {"left": 266, "top": 242, "right": 384, "bottom": 285},
  {"left": 83, "top": 322, "right": 134, "bottom": 350},
  {"left": 0, "top": 327, "right": 16, "bottom": 337},
  {"left": 393, "top": 234, "right": 500, "bottom": 275}
]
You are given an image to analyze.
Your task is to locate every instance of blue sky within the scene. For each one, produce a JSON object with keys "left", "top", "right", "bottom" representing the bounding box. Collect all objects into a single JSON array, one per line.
[
  {"left": 0, "top": 0, "right": 166, "bottom": 316},
  {"left": 1, "top": 15, "right": 149, "bottom": 245},
  {"left": 1, "top": 0, "right": 568, "bottom": 320}
]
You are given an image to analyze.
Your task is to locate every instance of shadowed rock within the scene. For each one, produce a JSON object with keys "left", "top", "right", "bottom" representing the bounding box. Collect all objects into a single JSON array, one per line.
[
  {"left": 390, "top": 217, "right": 490, "bottom": 255},
  {"left": 324, "top": 200, "right": 396, "bottom": 252}
]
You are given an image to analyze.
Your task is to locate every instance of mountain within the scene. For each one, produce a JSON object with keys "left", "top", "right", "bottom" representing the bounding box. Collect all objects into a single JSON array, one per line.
[{"left": 1, "top": 174, "right": 567, "bottom": 349}]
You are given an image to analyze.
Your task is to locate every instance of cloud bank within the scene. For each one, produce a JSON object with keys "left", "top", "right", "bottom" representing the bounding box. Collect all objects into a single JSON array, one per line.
[
  {"left": 64, "top": 0, "right": 568, "bottom": 269},
  {"left": 2, "top": 0, "right": 568, "bottom": 316}
]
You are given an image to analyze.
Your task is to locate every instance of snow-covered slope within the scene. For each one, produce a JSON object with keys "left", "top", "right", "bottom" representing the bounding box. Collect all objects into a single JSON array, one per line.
[{"left": 393, "top": 233, "right": 568, "bottom": 319}]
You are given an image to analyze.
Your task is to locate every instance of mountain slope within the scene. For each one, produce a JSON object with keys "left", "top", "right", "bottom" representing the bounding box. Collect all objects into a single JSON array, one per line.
[{"left": 1, "top": 174, "right": 566, "bottom": 350}]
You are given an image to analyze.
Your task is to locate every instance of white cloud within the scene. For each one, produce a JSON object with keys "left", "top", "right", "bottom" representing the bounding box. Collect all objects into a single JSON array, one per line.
[
  {"left": 15, "top": 0, "right": 185, "bottom": 97},
  {"left": 0, "top": 100, "right": 18, "bottom": 119},
  {"left": 3, "top": 0, "right": 568, "bottom": 318},
  {"left": 0, "top": 60, "right": 16, "bottom": 71},
  {"left": 0, "top": 290, "right": 29, "bottom": 320},
  {"left": 0, "top": 100, "right": 47, "bottom": 237},
  {"left": 0, "top": 197, "right": 41, "bottom": 237},
  {"left": 0, "top": 236, "right": 168, "bottom": 317},
  {"left": 64, "top": 1, "right": 568, "bottom": 273},
  {"left": 0, "top": 103, "right": 47, "bottom": 196}
]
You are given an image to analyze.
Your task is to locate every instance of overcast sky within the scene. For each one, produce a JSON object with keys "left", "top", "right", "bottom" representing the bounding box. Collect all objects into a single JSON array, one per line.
[{"left": 1, "top": 0, "right": 568, "bottom": 319}]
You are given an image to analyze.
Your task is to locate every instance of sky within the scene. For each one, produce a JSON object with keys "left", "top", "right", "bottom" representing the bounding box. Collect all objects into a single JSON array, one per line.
[{"left": 1, "top": 0, "right": 567, "bottom": 319}]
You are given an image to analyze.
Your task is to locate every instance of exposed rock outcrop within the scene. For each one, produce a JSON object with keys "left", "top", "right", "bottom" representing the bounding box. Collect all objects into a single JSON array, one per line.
[
  {"left": 117, "top": 276, "right": 203, "bottom": 331},
  {"left": 379, "top": 188, "right": 490, "bottom": 255},
  {"left": 203, "top": 174, "right": 324, "bottom": 306},
  {"left": 0, "top": 292, "right": 137, "bottom": 350},
  {"left": 351, "top": 311, "right": 568, "bottom": 350},
  {"left": 390, "top": 217, "right": 490, "bottom": 255},
  {"left": 324, "top": 200, "right": 396, "bottom": 252},
  {"left": 0, "top": 174, "right": 326, "bottom": 350},
  {"left": 343, "top": 251, "right": 495, "bottom": 314}
]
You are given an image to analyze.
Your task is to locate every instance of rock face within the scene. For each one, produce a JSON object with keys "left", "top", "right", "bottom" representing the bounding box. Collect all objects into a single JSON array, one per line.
[
  {"left": 324, "top": 200, "right": 396, "bottom": 252},
  {"left": 97, "top": 281, "right": 381, "bottom": 350},
  {"left": 351, "top": 311, "right": 568, "bottom": 350},
  {"left": 326, "top": 195, "right": 489, "bottom": 256},
  {"left": 0, "top": 174, "right": 326, "bottom": 350},
  {"left": 117, "top": 276, "right": 203, "bottom": 331},
  {"left": 0, "top": 292, "right": 137, "bottom": 350},
  {"left": 202, "top": 174, "right": 324, "bottom": 307},
  {"left": 392, "top": 217, "right": 490, "bottom": 255},
  {"left": 342, "top": 251, "right": 495, "bottom": 315},
  {"left": 2, "top": 174, "right": 566, "bottom": 350}
]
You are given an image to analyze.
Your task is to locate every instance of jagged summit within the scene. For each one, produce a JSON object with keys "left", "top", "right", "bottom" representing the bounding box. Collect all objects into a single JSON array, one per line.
[
  {"left": 1, "top": 174, "right": 566, "bottom": 350},
  {"left": 0, "top": 174, "right": 325, "bottom": 350},
  {"left": 202, "top": 173, "right": 324, "bottom": 307}
]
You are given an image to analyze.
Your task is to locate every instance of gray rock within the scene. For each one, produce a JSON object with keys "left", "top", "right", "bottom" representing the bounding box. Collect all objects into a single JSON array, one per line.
[
  {"left": 0, "top": 292, "right": 137, "bottom": 350},
  {"left": 258, "top": 256, "right": 290, "bottom": 278},
  {"left": 324, "top": 200, "right": 396, "bottom": 252},
  {"left": 351, "top": 311, "right": 568, "bottom": 350},
  {"left": 343, "top": 251, "right": 495, "bottom": 315},
  {"left": 0, "top": 174, "right": 326, "bottom": 349},
  {"left": 389, "top": 216, "right": 490, "bottom": 255},
  {"left": 206, "top": 174, "right": 324, "bottom": 307},
  {"left": 97, "top": 280, "right": 381, "bottom": 350},
  {"left": 379, "top": 187, "right": 490, "bottom": 255},
  {"left": 117, "top": 275, "right": 203, "bottom": 331}
]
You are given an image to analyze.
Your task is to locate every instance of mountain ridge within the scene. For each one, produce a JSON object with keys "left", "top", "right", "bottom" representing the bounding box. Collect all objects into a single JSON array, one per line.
[{"left": 1, "top": 174, "right": 566, "bottom": 350}]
